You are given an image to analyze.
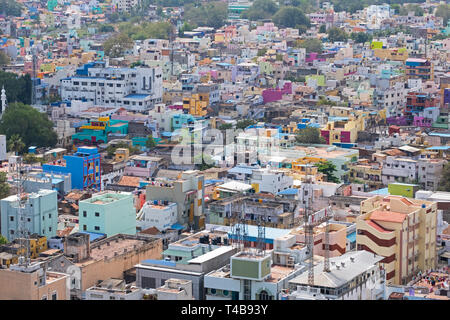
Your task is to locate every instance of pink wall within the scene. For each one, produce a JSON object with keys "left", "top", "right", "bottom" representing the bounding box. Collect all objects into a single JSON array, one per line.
[{"left": 262, "top": 82, "right": 292, "bottom": 104}]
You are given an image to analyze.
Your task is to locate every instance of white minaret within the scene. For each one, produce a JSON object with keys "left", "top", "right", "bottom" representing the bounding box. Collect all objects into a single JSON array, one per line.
[{"left": 1, "top": 86, "right": 6, "bottom": 114}]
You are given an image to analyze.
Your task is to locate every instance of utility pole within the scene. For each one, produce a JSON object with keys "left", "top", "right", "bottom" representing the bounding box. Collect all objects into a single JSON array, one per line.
[{"left": 16, "top": 157, "right": 30, "bottom": 267}]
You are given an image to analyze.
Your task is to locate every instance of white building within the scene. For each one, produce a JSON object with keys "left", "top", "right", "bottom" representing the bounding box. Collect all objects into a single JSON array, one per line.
[
  {"left": 204, "top": 250, "right": 305, "bottom": 300},
  {"left": 365, "top": 5, "right": 393, "bottom": 30},
  {"left": 85, "top": 278, "right": 149, "bottom": 300},
  {"left": 0, "top": 135, "right": 7, "bottom": 161},
  {"left": 382, "top": 157, "right": 417, "bottom": 185},
  {"left": 137, "top": 201, "right": 178, "bottom": 232},
  {"left": 61, "top": 65, "right": 163, "bottom": 112},
  {"left": 250, "top": 167, "right": 293, "bottom": 195},
  {"left": 156, "top": 279, "right": 194, "bottom": 300},
  {"left": 285, "top": 250, "right": 386, "bottom": 300},
  {"left": 112, "top": 0, "right": 140, "bottom": 13}
]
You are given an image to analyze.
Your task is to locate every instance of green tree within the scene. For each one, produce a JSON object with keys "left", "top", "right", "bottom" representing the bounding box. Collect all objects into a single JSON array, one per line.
[
  {"left": 435, "top": 4, "right": 450, "bottom": 26},
  {"left": 327, "top": 27, "right": 347, "bottom": 42},
  {"left": 0, "top": 71, "right": 32, "bottom": 105},
  {"left": 0, "top": 171, "right": 10, "bottom": 200},
  {"left": 0, "top": 51, "right": 10, "bottom": 66},
  {"left": 351, "top": 32, "right": 372, "bottom": 44},
  {"left": 0, "top": 234, "right": 8, "bottom": 245},
  {"left": 184, "top": 2, "right": 228, "bottom": 29},
  {"left": 241, "top": 0, "right": 279, "bottom": 20},
  {"left": 146, "top": 134, "right": 156, "bottom": 149},
  {"left": 0, "top": 103, "right": 57, "bottom": 150},
  {"left": 0, "top": 0, "right": 23, "bottom": 16},
  {"left": 98, "top": 24, "right": 115, "bottom": 33},
  {"left": 316, "top": 160, "right": 340, "bottom": 183},
  {"left": 103, "top": 33, "right": 134, "bottom": 58},
  {"left": 437, "top": 162, "right": 450, "bottom": 192},
  {"left": 236, "top": 119, "right": 256, "bottom": 130},
  {"left": 297, "top": 38, "right": 323, "bottom": 53},
  {"left": 295, "top": 126, "right": 326, "bottom": 144},
  {"left": 272, "top": 7, "right": 310, "bottom": 30},
  {"left": 218, "top": 123, "right": 233, "bottom": 130},
  {"left": 7, "top": 134, "right": 25, "bottom": 155},
  {"left": 319, "top": 24, "right": 326, "bottom": 33},
  {"left": 22, "top": 153, "right": 39, "bottom": 164},
  {"left": 194, "top": 153, "right": 215, "bottom": 171}
]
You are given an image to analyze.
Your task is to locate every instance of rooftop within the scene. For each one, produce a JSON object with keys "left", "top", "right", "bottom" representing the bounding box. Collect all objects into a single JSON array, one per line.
[{"left": 370, "top": 210, "right": 407, "bottom": 224}]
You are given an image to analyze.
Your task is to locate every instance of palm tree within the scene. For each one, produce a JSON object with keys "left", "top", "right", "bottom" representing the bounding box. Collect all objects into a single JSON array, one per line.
[{"left": 8, "top": 134, "right": 25, "bottom": 155}]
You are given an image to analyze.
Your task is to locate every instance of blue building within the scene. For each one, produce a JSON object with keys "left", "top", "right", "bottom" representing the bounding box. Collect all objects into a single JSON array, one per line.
[
  {"left": 42, "top": 146, "right": 101, "bottom": 190},
  {"left": 1, "top": 189, "right": 58, "bottom": 242}
]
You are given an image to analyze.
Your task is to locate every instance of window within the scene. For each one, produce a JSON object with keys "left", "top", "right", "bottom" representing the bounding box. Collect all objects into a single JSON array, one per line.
[
  {"left": 49, "top": 214, "right": 52, "bottom": 219},
  {"left": 10, "top": 216, "right": 13, "bottom": 222},
  {"left": 95, "top": 212, "right": 100, "bottom": 217},
  {"left": 258, "top": 290, "right": 273, "bottom": 300},
  {"left": 94, "top": 226, "right": 100, "bottom": 231},
  {"left": 83, "top": 211, "right": 87, "bottom": 217},
  {"left": 52, "top": 293, "right": 57, "bottom": 300},
  {"left": 83, "top": 225, "right": 87, "bottom": 231}
]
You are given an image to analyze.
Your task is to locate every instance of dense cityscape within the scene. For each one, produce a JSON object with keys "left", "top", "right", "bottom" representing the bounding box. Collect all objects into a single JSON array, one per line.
[{"left": 0, "top": 0, "right": 448, "bottom": 303}]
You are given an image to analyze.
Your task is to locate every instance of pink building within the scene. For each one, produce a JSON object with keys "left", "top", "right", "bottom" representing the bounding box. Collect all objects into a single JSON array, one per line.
[
  {"left": 291, "top": 222, "right": 347, "bottom": 258},
  {"left": 262, "top": 82, "right": 292, "bottom": 104}
]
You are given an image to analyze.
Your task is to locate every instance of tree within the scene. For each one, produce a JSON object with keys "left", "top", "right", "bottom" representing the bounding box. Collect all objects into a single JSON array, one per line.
[
  {"left": 103, "top": 33, "right": 134, "bottom": 58},
  {"left": 0, "top": 171, "right": 10, "bottom": 200},
  {"left": 184, "top": 2, "right": 228, "bottom": 29},
  {"left": 295, "top": 126, "right": 326, "bottom": 144},
  {"left": 319, "top": 24, "right": 326, "bottom": 33},
  {"left": 146, "top": 134, "right": 156, "bottom": 149},
  {"left": 22, "top": 153, "right": 39, "bottom": 164},
  {"left": 435, "top": 4, "right": 450, "bottom": 26},
  {"left": 0, "top": 71, "right": 32, "bottom": 105},
  {"left": 437, "top": 162, "right": 450, "bottom": 192},
  {"left": 327, "top": 27, "right": 347, "bottom": 42},
  {"left": 218, "top": 123, "right": 233, "bottom": 130},
  {"left": 0, "top": 103, "right": 57, "bottom": 150},
  {"left": 351, "top": 32, "right": 372, "bottom": 44},
  {"left": 194, "top": 153, "right": 215, "bottom": 171},
  {"left": 7, "top": 134, "right": 25, "bottom": 155},
  {"left": 98, "top": 24, "right": 115, "bottom": 33},
  {"left": 0, "top": 234, "right": 8, "bottom": 245},
  {"left": 316, "top": 160, "right": 340, "bottom": 183},
  {"left": 272, "top": 7, "right": 310, "bottom": 30},
  {"left": 236, "top": 119, "right": 256, "bottom": 130},
  {"left": 297, "top": 38, "right": 323, "bottom": 53},
  {"left": 0, "top": 0, "right": 23, "bottom": 16},
  {"left": 0, "top": 51, "right": 10, "bottom": 66},
  {"left": 241, "top": 0, "right": 279, "bottom": 20},
  {"left": 399, "top": 4, "right": 424, "bottom": 16}
]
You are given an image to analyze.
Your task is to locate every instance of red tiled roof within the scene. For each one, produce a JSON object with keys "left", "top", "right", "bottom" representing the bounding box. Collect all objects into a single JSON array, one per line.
[
  {"left": 370, "top": 210, "right": 407, "bottom": 224},
  {"left": 367, "top": 220, "right": 392, "bottom": 233},
  {"left": 118, "top": 176, "right": 141, "bottom": 187}
]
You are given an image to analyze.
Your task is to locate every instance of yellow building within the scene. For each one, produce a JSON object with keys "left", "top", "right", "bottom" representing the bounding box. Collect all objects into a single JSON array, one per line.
[
  {"left": 1, "top": 235, "right": 48, "bottom": 260},
  {"left": 114, "top": 148, "right": 129, "bottom": 162},
  {"left": 348, "top": 160, "right": 383, "bottom": 190},
  {"left": 356, "top": 195, "right": 437, "bottom": 285},
  {"left": 373, "top": 48, "right": 409, "bottom": 62},
  {"left": 183, "top": 94, "right": 208, "bottom": 116},
  {"left": 321, "top": 107, "right": 367, "bottom": 145}
]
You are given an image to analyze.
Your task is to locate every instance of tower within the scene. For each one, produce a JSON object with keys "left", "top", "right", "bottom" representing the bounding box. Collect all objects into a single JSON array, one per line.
[{"left": 1, "top": 86, "right": 6, "bottom": 115}]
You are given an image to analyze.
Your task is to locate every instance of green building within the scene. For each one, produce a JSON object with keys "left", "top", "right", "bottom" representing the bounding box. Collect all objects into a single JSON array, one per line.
[
  {"left": 388, "top": 183, "right": 419, "bottom": 198},
  {"left": 79, "top": 192, "right": 136, "bottom": 237}
]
